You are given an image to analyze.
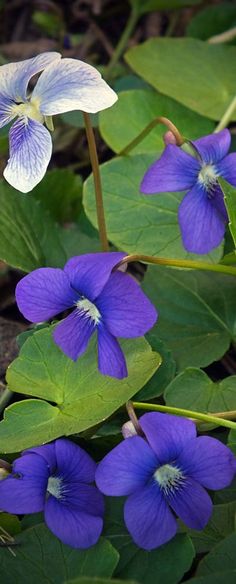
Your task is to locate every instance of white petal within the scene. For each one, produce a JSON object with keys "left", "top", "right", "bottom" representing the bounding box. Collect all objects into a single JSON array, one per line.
[
  {"left": 0, "top": 52, "right": 61, "bottom": 102},
  {"left": 4, "top": 117, "right": 52, "bottom": 193},
  {"left": 32, "top": 58, "right": 118, "bottom": 115}
]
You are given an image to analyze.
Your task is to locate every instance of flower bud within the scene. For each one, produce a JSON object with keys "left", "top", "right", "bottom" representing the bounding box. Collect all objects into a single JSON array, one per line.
[
  {"left": 163, "top": 131, "right": 177, "bottom": 146},
  {"left": 122, "top": 420, "right": 138, "bottom": 439}
]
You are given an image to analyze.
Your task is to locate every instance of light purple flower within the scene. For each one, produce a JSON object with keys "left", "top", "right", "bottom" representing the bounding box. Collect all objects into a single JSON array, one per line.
[
  {"left": 96, "top": 412, "right": 236, "bottom": 550},
  {"left": 0, "top": 52, "right": 117, "bottom": 192},
  {"left": 15, "top": 252, "right": 157, "bottom": 379},
  {"left": 0, "top": 438, "right": 104, "bottom": 549},
  {"left": 141, "top": 130, "right": 236, "bottom": 254}
]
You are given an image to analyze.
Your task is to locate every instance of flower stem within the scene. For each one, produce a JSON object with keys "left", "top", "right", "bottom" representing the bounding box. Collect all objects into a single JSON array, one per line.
[
  {"left": 120, "top": 117, "right": 184, "bottom": 156},
  {"left": 83, "top": 113, "right": 109, "bottom": 252},
  {"left": 132, "top": 401, "right": 236, "bottom": 430},
  {"left": 115, "top": 253, "right": 236, "bottom": 277},
  {"left": 126, "top": 400, "right": 143, "bottom": 435},
  {"left": 0, "top": 387, "right": 13, "bottom": 416},
  {"left": 214, "top": 95, "right": 236, "bottom": 133},
  {"left": 106, "top": 6, "right": 139, "bottom": 78}
]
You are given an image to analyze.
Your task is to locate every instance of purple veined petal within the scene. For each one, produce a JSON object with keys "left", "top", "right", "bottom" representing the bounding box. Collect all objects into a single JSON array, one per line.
[
  {"left": 193, "top": 129, "right": 231, "bottom": 164},
  {"left": 0, "top": 52, "right": 61, "bottom": 102},
  {"left": 0, "top": 453, "right": 49, "bottom": 514},
  {"left": 166, "top": 477, "right": 212, "bottom": 530},
  {"left": 3, "top": 117, "right": 52, "bottom": 193},
  {"left": 124, "top": 482, "right": 177, "bottom": 550},
  {"left": 23, "top": 442, "right": 57, "bottom": 473},
  {"left": 32, "top": 58, "right": 118, "bottom": 115},
  {"left": 53, "top": 309, "right": 95, "bottom": 361},
  {"left": 60, "top": 483, "right": 104, "bottom": 518},
  {"left": 64, "top": 252, "right": 126, "bottom": 302},
  {"left": 176, "top": 436, "right": 236, "bottom": 490},
  {"left": 140, "top": 144, "right": 200, "bottom": 194},
  {"left": 0, "top": 94, "right": 16, "bottom": 128},
  {"left": 95, "top": 435, "right": 158, "bottom": 496},
  {"left": 217, "top": 153, "right": 236, "bottom": 187},
  {"left": 96, "top": 271, "right": 157, "bottom": 338},
  {"left": 139, "top": 412, "right": 196, "bottom": 464},
  {"left": 97, "top": 324, "right": 127, "bottom": 379},
  {"left": 16, "top": 268, "right": 77, "bottom": 323},
  {"left": 54, "top": 439, "right": 97, "bottom": 483},
  {"left": 44, "top": 496, "right": 103, "bottom": 549},
  {"left": 178, "top": 183, "right": 227, "bottom": 254}
]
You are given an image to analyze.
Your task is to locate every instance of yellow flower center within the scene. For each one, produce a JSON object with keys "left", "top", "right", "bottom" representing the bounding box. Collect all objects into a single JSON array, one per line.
[{"left": 11, "top": 97, "right": 43, "bottom": 123}]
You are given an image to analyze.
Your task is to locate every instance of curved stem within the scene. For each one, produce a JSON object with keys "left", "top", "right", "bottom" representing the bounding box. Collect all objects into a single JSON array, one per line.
[
  {"left": 0, "top": 387, "right": 13, "bottom": 416},
  {"left": 115, "top": 253, "right": 236, "bottom": 277},
  {"left": 126, "top": 400, "right": 143, "bottom": 435},
  {"left": 132, "top": 401, "right": 236, "bottom": 430},
  {"left": 214, "top": 95, "right": 236, "bottom": 133},
  {"left": 119, "top": 116, "right": 184, "bottom": 156},
  {"left": 83, "top": 112, "right": 109, "bottom": 252},
  {"left": 106, "top": 7, "right": 139, "bottom": 78}
]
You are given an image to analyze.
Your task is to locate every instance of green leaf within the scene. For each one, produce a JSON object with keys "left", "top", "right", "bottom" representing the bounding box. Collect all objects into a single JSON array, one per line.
[
  {"left": 228, "top": 429, "right": 236, "bottom": 454},
  {"left": 185, "top": 572, "right": 236, "bottom": 584},
  {"left": 143, "top": 266, "right": 236, "bottom": 370},
  {"left": 130, "top": 0, "right": 202, "bottom": 15},
  {"left": 66, "top": 578, "right": 138, "bottom": 584},
  {"left": 59, "top": 224, "right": 101, "bottom": 259},
  {"left": 99, "top": 89, "right": 214, "bottom": 154},
  {"left": 0, "top": 180, "right": 66, "bottom": 272},
  {"left": 164, "top": 368, "right": 236, "bottom": 412},
  {"left": 125, "top": 38, "right": 236, "bottom": 120},
  {"left": 135, "top": 334, "right": 176, "bottom": 400},
  {"left": 0, "top": 327, "right": 161, "bottom": 452},
  {"left": 196, "top": 533, "right": 236, "bottom": 576},
  {"left": 0, "top": 513, "right": 21, "bottom": 536},
  {"left": 186, "top": 2, "right": 236, "bottom": 42},
  {"left": 61, "top": 111, "right": 99, "bottom": 128},
  {"left": 0, "top": 525, "right": 119, "bottom": 584},
  {"left": 32, "top": 168, "right": 82, "bottom": 223},
  {"left": 219, "top": 178, "right": 236, "bottom": 248},
  {"left": 83, "top": 154, "right": 222, "bottom": 261},
  {"left": 182, "top": 502, "right": 236, "bottom": 553}
]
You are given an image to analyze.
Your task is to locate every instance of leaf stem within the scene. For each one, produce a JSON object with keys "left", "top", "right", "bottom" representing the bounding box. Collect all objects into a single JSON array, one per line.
[
  {"left": 214, "top": 95, "right": 236, "bottom": 133},
  {"left": 106, "top": 6, "right": 139, "bottom": 78},
  {"left": 0, "top": 387, "right": 13, "bottom": 416},
  {"left": 119, "top": 116, "right": 184, "bottom": 156},
  {"left": 132, "top": 402, "right": 236, "bottom": 430},
  {"left": 83, "top": 112, "right": 109, "bottom": 252},
  {"left": 115, "top": 253, "right": 236, "bottom": 277}
]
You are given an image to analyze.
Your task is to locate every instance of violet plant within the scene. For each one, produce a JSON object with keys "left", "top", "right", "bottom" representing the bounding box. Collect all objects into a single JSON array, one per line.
[{"left": 1, "top": 4, "right": 236, "bottom": 583}]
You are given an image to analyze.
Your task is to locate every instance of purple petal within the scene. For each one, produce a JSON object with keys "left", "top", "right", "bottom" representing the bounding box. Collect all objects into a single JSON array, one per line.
[
  {"left": 0, "top": 52, "right": 61, "bottom": 102},
  {"left": 178, "top": 183, "right": 227, "bottom": 254},
  {"left": 0, "top": 95, "right": 16, "bottom": 128},
  {"left": 54, "top": 439, "right": 97, "bottom": 483},
  {"left": 96, "top": 271, "right": 157, "bottom": 337},
  {"left": 124, "top": 483, "right": 177, "bottom": 550},
  {"left": 44, "top": 496, "right": 103, "bottom": 548},
  {"left": 193, "top": 130, "right": 231, "bottom": 164},
  {"left": 16, "top": 268, "right": 77, "bottom": 323},
  {"left": 23, "top": 443, "right": 57, "bottom": 473},
  {"left": 61, "top": 483, "right": 104, "bottom": 517},
  {"left": 139, "top": 412, "right": 196, "bottom": 464},
  {"left": 3, "top": 117, "right": 52, "bottom": 193},
  {"left": 140, "top": 145, "right": 199, "bottom": 194},
  {"left": 97, "top": 325, "right": 127, "bottom": 379},
  {"left": 176, "top": 436, "right": 236, "bottom": 490},
  {"left": 32, "top": 58, "right": 117, "bottom": 115},
  {"left": 217, "top": 153, "right": 236, "bottom": 187},
  {"left": 53, "top": 309, "right": 95, "bottom": 361},
  {"left": 64, "top": 252, "right": 126, "bottom": 302},
  {"left": 96, "top": 435, "right": 158, "bottom": 496},
  {"left": 0, "top": 454, "right": 48, "bottom": 514},
  {"left": 167, "top": 477, "right": 212, "bottom": 530}
]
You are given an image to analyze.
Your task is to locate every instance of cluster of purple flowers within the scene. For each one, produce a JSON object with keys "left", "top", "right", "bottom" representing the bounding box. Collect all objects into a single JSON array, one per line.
[{"left": 0, "top": 413, "right": 235, "bottom": 550}]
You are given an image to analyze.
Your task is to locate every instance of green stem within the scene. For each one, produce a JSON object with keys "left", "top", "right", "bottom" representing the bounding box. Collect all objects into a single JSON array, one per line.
[
  {"left": 106, "top": 7, "right": 139, "bottom": 78},
  {"left": 120, "top": 116, "right": 184, "bottom": 156},
  {"left": 0, "top": 388, "right": 13, "bottom": 416},
  {"left": 83, "top": 112, "right": 109, "bottom": 252},
  {"left": 132, "top": 402, "right": 236, "bottom": 430},
  {"left": 115, "top": 253, "right": 236, "bottom": 277},
  {"left": 214, "top": 95, "right": 236, "bottom": 133}
]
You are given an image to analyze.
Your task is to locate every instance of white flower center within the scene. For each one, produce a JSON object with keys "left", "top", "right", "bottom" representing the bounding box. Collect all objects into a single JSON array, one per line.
[
  {"left": 198, "top": 163, "right": 218, "bottom": 191},
  {"left": 154, "top": 463, "right": 184, "bottom": 495},
  {"left": 76, "top": 297, "right": 101, "bottom": 325},
  {"left": 11, "top": 97, "right": 43, "bottom": 123},
  {"left": 47, "top": 476, "right": 63, "bottom": 499}
]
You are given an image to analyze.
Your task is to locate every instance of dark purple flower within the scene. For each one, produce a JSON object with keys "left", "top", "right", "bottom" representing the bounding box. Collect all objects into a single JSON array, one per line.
[
  {"left": 96, "top": 412, "right": 236, "bottom": 550},
  {"left": 0, "top": 438, "right": 104, "bottom": 549},
  {"left": 141, "top": 130, "right": 236, "bottom": 254},
  {"left": 15, "top": 252, "right": 157, "bottom": 379}
]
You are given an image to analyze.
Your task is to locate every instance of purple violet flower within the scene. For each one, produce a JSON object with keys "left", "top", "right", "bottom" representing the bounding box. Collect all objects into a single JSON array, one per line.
[
  {"left": 0, "top": 52, "right": 117, "bottom": 193},
  {"left": 96, "top": 412, "right": 236, "bottom": 550},
  {"left": 15, "top": 252, "right": 157, "bottom": 379},
  {"left": 0, "top": 438, "right": 104, "bottom": 549},
  {"left": 140, "top": 130, "right": 236, "bottom": 254}
]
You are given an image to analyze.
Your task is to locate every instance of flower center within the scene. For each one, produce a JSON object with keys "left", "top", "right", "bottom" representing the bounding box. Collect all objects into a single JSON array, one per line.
[
  {"left": 154, "top": 463, "right": 184, "bottom": 494},
  {"left": 11, "top": 97, "right": 43, "bottom": 123},
  {"left": 76, "top": 297, "right": 101, "bottom": 325},
  {"left": 198, "top": 163, "right": 218, "bottom": 192},
  {"left": 47, "top": 476, "right": 63, "bottom": 499}
]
